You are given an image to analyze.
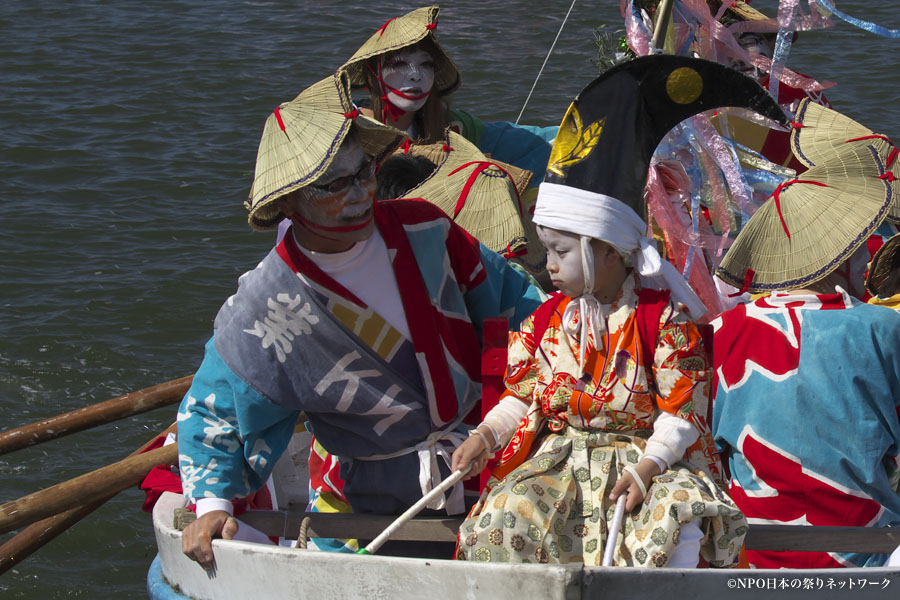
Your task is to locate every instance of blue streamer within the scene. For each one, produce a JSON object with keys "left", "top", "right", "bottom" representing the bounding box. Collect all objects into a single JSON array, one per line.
[{"left": 816, "top": 0, "right": 900, "bottom": 38}]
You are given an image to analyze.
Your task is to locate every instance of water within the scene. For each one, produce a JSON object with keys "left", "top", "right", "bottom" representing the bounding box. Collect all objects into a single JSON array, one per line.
[{"left": 1, "top": 1, "right": 897, "bottom": 596}]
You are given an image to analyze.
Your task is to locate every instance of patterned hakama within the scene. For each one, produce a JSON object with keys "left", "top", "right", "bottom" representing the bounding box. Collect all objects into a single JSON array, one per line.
[{"left": 459, "top": 427, "right": 743, "bottom": 566}]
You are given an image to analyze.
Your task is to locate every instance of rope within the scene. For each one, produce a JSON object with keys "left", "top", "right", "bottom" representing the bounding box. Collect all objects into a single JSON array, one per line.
[
  {"left": 296, "top": 516, "right": 311, "bottom": 550},
  {"left": 515, "top": 0, "right": 578, "bottom": 124}
]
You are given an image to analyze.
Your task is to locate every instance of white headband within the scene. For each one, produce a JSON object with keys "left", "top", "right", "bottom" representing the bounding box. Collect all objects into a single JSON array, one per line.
[{"left": 534, "top": 182, "right": 707, "bottom": 319}]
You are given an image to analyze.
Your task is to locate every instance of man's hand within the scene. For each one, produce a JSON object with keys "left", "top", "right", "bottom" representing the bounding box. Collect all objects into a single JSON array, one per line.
[
  {"left": 451, "top": 431, "right": 492, "bottom": 479},
  {"left": 181, "top": 509, "right": 239, "bottom": 571},
  {"left": 609, "top": 458, "right": 662, "bottom": 512}
]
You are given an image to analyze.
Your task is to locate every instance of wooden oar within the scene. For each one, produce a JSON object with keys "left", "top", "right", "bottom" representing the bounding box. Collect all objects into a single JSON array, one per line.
[
  {"left": 0, "top": 444, "right": 177, "bottom": 535},
  {"left": 0, "top": 375, "right": 192, "bottom": 456},
  {"left": 356, "top": 466, "right": 471, "bottom": 555},
  {"left": 0, "top": 423, "right": 177, "bottom": 574}
]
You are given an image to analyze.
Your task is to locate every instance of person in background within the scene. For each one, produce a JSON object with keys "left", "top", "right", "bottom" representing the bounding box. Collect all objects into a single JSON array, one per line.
[
  {"left": 713, "top": 100, "right": 900, "bottom": 568},
  {"left": 341, "top": 5, "right": 558, "bottom": 278},
  {"left": 374, "top": 153, "right": 437, "bottom": 201},
  {"left": 177, "top": 71, "right": 542, "bottom": 569}
]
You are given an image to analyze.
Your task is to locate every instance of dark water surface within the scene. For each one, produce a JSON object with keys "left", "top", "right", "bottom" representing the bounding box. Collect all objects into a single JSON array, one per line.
[{"left": 1, "top": 1, "right": 897, "bottom": 597}]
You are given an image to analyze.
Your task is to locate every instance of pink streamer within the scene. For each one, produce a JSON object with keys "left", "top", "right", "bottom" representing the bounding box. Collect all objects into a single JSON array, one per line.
[
  {"left": 646, "top": 164, "right": 725, "bottom": 320},
  {"left": 623, "top": 0, "right": 652, "bottom": 56},
  {"left": 691, "top": 114, "right": 755, "bottom": 217}
]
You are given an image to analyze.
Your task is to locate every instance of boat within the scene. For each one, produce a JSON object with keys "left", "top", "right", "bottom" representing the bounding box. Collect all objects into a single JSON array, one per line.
[
  {"left": 149, "top": 489, "right": 900, "bottom": 600},
  {"left": 147, "top": 433, "right": 900, "bottom": 600}
]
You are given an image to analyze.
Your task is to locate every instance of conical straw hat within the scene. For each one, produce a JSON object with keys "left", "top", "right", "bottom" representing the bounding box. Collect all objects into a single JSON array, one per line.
[
  {"left": 865, "top": 232, "right": 900, "bottom": 296},
  {"left": 787, "top": 99, "right": 900, "bottom": 225},
  {"left": 245, "top": 71, "right": 405, "bottom": 230},
  {"left": 404, "top": 130, "right": 532, "bottom": 255},
  {"left": 717, "top": 100, "right": 898, "bottom": 292},
  {"left": 341, "top": 5, "right": 460, "bottom": 95}
]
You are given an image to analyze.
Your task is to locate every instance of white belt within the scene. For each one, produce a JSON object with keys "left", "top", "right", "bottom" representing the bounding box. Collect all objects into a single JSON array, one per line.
[{"left": 357, "top": 416, "right": 468, "bottom": 514}]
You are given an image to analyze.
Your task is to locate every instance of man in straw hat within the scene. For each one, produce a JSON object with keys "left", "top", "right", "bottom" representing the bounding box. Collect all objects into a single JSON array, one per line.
[
  {"left": 713, "top": 99, "right": 900, "bottom": 568},
  {"left": 452, "top": 54, "right": 789, "bottom": 567},
  {"left": 177, "top": 71, "right": 543, "bottom": 569}
]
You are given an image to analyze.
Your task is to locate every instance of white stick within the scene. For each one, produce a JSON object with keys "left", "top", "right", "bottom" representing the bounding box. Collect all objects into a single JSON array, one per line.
[
  {"left": 359, "top": 466, "right": 471, "bottom": 555},
  {"left": 602, "top": 495, "right": 628, "bottom": 567}
]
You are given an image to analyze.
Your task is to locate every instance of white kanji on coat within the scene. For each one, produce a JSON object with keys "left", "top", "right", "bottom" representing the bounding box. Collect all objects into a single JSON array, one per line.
[{"left": 243, "top": 293, "right": 320, "bottom": 362}]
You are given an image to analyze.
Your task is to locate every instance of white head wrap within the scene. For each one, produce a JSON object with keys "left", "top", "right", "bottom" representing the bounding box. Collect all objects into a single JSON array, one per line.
[{"left": 533, "top": 182, "right": 707, "bottom": 362}]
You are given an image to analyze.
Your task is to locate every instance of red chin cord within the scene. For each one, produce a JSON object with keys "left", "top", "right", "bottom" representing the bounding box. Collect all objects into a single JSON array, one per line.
[
  {"left": 368, "top": 61, "right": 430, "bottom": 125},
  {"left": 290, "top": 212, "right": 373, "bottom": 241}
]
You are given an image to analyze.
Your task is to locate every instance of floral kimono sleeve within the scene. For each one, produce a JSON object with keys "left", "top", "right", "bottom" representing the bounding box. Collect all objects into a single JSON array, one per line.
[
  {"left": 651, "top": 303, "right": 711, "bottom": 419},
  {"left": 651, "top": 303, "right": 722, "bottom": 482},
  {"left": 503, "top": 312, "right": 542, "bottom": 403},
  {"left": 177, "top": 336, "right": 299, "bottom": 502},
  {"left": 490, "top": 313, "right": 547, "bottom": 480}
]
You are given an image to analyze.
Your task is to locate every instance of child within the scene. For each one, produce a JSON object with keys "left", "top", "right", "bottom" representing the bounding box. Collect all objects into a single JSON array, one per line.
[
  {"left": 451, "top": 182, "right": 745, "bottom": 567},
  {"left": 446, "top": 52, "right": 790, "bottom": 567}
]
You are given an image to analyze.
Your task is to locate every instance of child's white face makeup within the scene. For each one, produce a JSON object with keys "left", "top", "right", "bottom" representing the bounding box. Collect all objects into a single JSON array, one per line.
[
  {"left": 538, "top": 226, "right": 586, "bottom": 298},
  {"left": 380, "top": 48, "right": 435, "bottom": 112}
]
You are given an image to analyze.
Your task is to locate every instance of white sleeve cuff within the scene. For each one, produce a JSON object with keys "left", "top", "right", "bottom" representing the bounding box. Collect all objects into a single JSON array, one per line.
[
  {"left": 194, "top": 498, "right": 234, "bottom": 518},
  {"left": 644, "top": 411, "right": 699, "bottom": 467},
  {"left": 643, "top": 454, "right": 669, "bottom": 473}
]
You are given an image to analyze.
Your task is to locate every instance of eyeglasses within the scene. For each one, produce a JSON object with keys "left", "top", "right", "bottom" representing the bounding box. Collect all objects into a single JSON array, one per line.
[{"left": 309, "top": 157, "right": 378, "bottom": 195}]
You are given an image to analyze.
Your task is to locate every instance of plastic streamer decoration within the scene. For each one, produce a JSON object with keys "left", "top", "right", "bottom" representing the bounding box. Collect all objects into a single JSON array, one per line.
[
  {"left": 816, "top": 0, "right": 900, "bottom": 38},
  {"left": 617, "top": 0, "right": 852, "bottom": 316}
]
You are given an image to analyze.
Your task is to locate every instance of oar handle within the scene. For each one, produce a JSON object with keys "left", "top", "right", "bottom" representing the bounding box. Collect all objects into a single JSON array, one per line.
[
  {"left": 358, "top": 466, "right": 471, "bottom": 556},
  {"left": 0, "top": 375, "right": 192, "bottom": 456},
  {"left": 602, "top": 495, "right": 628, "bottom": 567}
]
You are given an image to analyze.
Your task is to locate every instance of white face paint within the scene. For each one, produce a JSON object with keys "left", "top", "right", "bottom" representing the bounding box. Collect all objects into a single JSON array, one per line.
[
  {"left": 380, "top": 48, "right": 435, "bottom": 112},
  {"left": 728, "top": 32, "right": 773, "bottom": 81},
  {"left": 288, "top": 139, "right": 376, "bottom": 251},
  {"left": 538, "top": 226, "right": 586, "bottom": 298}
]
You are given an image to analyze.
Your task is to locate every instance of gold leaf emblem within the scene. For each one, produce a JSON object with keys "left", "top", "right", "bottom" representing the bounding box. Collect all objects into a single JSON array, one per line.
[{"left": 547, "top": 103, "right": 605, "bottom": 177}]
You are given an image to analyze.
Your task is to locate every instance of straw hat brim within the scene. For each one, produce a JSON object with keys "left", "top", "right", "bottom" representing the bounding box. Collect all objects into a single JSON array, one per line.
[
  {"left": 790, "top": 97, "right": 900, "bottom": 226},
  {"left": 246, "top": 72, "right": 406, "bottom": 231},
  {"left": 865, "top": 233, "right": 900, "bottom": 296},
  {"left": 403, "top": 130, "right": 532, "bottom": 254},
  {"left": 341, "top": 5, "right": 461, "bottom": 96},
  {"left": 717, "top": 100, "right": 897, "bottom": 292}
]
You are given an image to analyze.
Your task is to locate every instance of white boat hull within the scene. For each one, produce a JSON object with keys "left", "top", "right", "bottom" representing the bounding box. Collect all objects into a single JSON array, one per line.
[{"left": 150, "top": 492, "right": 900, "bottom": 599}]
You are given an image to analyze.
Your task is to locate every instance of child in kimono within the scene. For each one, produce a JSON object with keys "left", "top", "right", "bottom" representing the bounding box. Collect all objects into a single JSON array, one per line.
[{"left": 451, "top": 182, "right": 747, "bottom": 567}]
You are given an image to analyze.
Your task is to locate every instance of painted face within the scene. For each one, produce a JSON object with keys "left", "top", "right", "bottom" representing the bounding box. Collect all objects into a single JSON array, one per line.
[
  {"left": 538, "top": 226, "right": 586, "bottom": 298},
  {"left": 380, "top": 48, "right": 435, "bottom": 112},
  {"left": 728, "top": 32, "right": 772, "bottom": 81},
  {"left": 288, "top": 139, "right": 377, "bottom": 251}
]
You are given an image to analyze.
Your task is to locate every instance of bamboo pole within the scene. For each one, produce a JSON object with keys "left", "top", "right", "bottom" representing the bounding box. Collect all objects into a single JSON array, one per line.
[
  {"left": 0, "top": 375, "right": 192, "bottom": 456},
  {"left": 0, "top": 444, "right": 177, "bottom": 535},
  {"left": 0, "top": 423, "right": 177, "bottom": 574},
  {"left": 651, "top": 0, "right": 676, "bottom": 53}
]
